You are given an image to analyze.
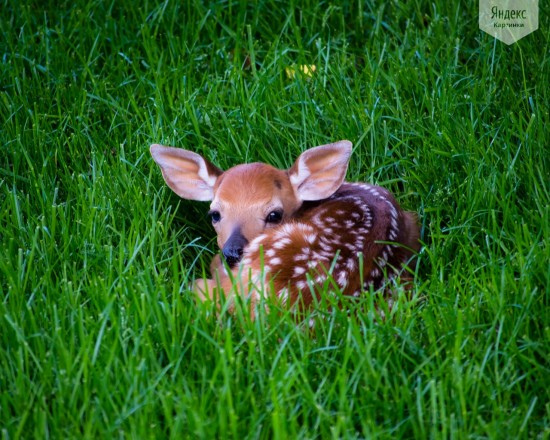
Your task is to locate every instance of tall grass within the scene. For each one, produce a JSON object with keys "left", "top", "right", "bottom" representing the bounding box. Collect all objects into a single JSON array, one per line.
[{"left": 1, "top": 0, "right": 548, "bottom": 438}]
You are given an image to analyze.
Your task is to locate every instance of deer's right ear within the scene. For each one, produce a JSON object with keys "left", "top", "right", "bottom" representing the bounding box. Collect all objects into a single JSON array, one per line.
[
  {"left": 150, "top": 144, "right": 223, "bottom": 201},
  {"left": 289, "top": 140, "right": 352, "bottom": 201}
]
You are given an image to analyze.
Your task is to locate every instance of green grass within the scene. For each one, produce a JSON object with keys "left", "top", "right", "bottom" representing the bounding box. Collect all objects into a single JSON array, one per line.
[{"left": 1, "top": 0, "right": 549, "bottom": 438}]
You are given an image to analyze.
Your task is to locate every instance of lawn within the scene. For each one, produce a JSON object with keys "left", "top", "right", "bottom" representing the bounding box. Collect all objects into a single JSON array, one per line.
[{"left": 1, "top": 0, "right": 548, "bottom": 438}]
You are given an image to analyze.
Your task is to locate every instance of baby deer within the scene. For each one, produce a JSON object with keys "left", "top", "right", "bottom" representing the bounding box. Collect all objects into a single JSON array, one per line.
[{"left": 150, "top": 140, "right": 420, "bottom": 313}]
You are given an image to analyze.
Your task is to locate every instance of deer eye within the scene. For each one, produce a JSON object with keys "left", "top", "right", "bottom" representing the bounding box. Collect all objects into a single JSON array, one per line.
[
  {"left": 208, "top": 210, "right": 221, "bottom": 223},
  {"left": 266, "top": 210, "right": 283, "bottom": 224}
]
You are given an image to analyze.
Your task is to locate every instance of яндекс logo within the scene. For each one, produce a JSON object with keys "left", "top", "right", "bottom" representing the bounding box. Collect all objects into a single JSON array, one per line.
[{"left": 479, "top": 0, "right": 539, "bottom": 44}]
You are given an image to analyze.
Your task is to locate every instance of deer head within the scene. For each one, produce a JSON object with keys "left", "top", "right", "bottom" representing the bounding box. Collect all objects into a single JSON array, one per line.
[{"left": 150, "top": 141, "right": 352, "bottom": 267}]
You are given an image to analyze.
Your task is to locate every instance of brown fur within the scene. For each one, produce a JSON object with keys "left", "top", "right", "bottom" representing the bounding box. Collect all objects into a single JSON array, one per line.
[{"left": 197, "top": 183, "right": 420, "bottom": 315}]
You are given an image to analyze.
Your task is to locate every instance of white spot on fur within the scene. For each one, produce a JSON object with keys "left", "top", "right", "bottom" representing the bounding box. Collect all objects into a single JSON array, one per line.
[
  {"left": 293, "top": 266, "right": 306, "bottom": 277},
  {"left": 312, "top": 251, "right": 331, "bottom": 261},
  {"left": 321, "top": 236, "right": 340, "bottom": 246},
  {"left": 319, "top": 237, "right": 331, "bottom": 247},
  {"left": 273, "top": 238, "right": 291, "bottom": 249},
  {"left": 351, "top": 183, "right": 374, "bottom": 191},
  {"left": 319, "top": 252, "right": 334, "bottom": 262},
  {"left": 270, "top": 257, "right": 282, "bottom": 266},
  {"left": 307, "top": 261, "right": 318, "bottom": 269},
  {"left": 298, "top": 223, "right": 315, "bottom": 234},
  {"left": 313, "top": 218, "right": 325, "bottom": 228},
  {"left": 305, "top": 234, "right": 317, "bottom": 244},
  {"left": 247, "top": 243, "right": 260, "bottom": 253},
  {"left": 315, "top": 274, "right": 327, "bottom": 283},
  {"left": 278, "top": 288, "right": 289, "bottom": 304},
  {"left": 274, "top": 230, "right": 289, "bottom": 241},
  {"left": 337, "top": 271, "right": 348, "bottom": 287},
  {"left": 252, "top": 234, "right": 268, "bottom": 244}
]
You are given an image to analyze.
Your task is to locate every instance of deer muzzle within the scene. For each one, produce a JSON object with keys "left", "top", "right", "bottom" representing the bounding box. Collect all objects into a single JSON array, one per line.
[{"left": 222, "top": 228, "right": 249, "bottom": 268}]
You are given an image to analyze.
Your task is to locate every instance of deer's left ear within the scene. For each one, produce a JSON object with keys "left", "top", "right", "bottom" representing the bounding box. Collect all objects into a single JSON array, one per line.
[
  {"left": 150, "top": 144, "right": 223, "bottom": 201},
  {"left": 289, "top": 140, "right": 352, "bottom": 201}
]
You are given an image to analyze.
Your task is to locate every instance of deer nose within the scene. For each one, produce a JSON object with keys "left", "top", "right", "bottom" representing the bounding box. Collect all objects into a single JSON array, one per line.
[{"left": 222, "top": 229, "right": 248, "bottom": 268}]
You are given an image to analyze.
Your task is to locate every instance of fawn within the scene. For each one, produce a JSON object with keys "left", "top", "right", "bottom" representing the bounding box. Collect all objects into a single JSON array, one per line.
[{"left": 150, "top": 140, "right": 420, "bottom": 313}]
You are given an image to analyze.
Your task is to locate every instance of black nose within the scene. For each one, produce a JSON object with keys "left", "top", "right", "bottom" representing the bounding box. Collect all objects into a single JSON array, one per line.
[
  {"left": 222, "top": 229, "right": 248, "bottom": 268},
  {"left": 223, "top": 250, "right": 243, "bottom": 268}
]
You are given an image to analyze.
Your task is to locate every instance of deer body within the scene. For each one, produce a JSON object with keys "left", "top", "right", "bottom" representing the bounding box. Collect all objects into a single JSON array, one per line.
[{"left": 150, "top": 141, "right": 420, "bottom": 312}]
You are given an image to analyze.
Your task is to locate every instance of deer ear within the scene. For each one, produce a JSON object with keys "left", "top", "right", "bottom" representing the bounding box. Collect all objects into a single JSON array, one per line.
[
  {"left": 150, "top": 144, "right": 223, "bottom": 201},
  {"left": 289, "top": 140, "right": 352, "bottom": 201}
]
